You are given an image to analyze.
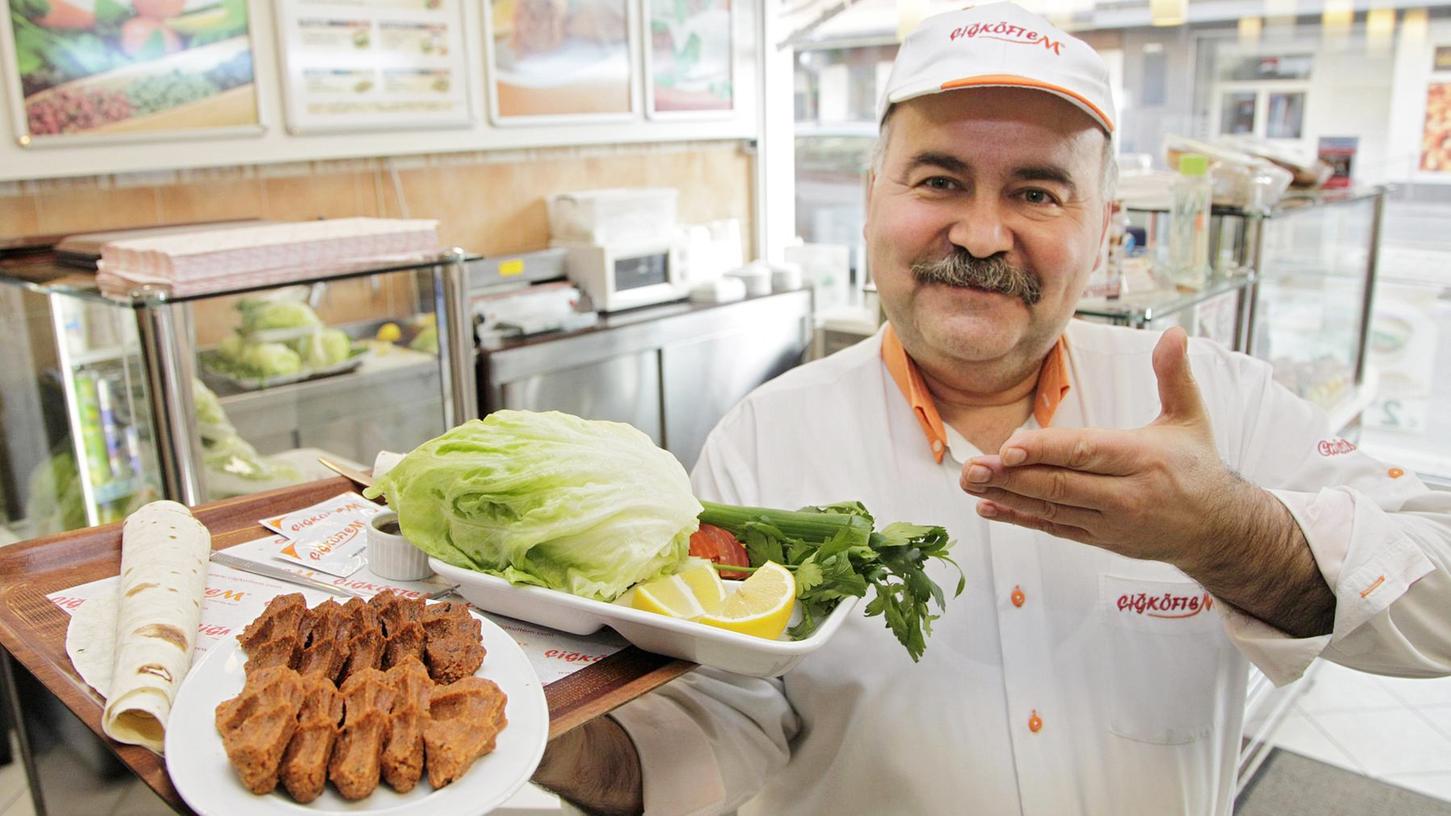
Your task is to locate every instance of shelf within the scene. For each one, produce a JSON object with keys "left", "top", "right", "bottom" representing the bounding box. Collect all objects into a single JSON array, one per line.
[
  {"left": 1075, "top": 274, "right": 1255, "bottom": 325},
  {"left": 67, "top": 345, "right": 140, "bottom": 367}
]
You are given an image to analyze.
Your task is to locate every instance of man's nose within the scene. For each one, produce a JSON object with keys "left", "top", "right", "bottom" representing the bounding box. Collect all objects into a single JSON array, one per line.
[{"left": 945, "top": 197, "right": 1013, "bottom": 259}]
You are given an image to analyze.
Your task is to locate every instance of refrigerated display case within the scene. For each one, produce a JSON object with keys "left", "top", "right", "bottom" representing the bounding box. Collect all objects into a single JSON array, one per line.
[
  {"left": 0, "top": 249, "right": 478, "bottom": 538},
  {"left": 1249, "top": 189, "right": 1384, "bottom": 435}
]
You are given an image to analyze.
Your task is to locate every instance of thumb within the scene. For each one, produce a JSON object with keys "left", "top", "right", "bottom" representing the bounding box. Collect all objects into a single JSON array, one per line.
[{"left": 1152, "top": 327, "right": 1208, "bottom": 426}]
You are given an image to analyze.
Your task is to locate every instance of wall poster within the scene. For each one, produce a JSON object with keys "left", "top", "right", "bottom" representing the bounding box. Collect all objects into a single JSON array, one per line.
[
  {"left": 645, "top": 0, "right": 732, "bottom": 117},
  {"left": 2, "top": 0, "right": 260, "bottom": 144},
  {"left": 1422, "top": 81, "right": 1451, "bottom": 173},
  {"left": 485, "top": 0, "right": 634, "bottom": 123},
  {"left": 274, "top": 0, "right": 472, "bottom": 134}
]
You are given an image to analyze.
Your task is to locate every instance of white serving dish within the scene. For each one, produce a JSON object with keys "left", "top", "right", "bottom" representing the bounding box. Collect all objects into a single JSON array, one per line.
[{"left": 430, "top": 559, "right": 858, "bottom": 678}]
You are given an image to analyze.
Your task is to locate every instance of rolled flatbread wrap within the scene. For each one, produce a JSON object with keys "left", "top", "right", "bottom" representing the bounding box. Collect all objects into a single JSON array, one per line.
[{"left": 70, "top": 501, "right": 210, "bottom": 754}]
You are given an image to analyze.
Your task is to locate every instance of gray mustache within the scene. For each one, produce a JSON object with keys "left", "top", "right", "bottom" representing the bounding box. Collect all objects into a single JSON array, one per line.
[{"left": 910, "top": 251, "right": 1042, "bottom": 306}]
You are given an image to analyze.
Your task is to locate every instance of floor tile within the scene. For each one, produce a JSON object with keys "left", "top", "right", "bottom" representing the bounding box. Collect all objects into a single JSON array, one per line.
[
  {"left": 1270, "top": 711, "right": 1363, "bottom": 773},
  {"left": 1310, "top": 708, "right": 1451, "bottom": 777},
  {"left": 1380, "top": 676, "right": 1451, "bottom": 708},
  {"left": 1381, "top": 771, "right": 1451, "bottom": 803},
  {"left": 1296, "top": 662, "right": 1406, "bottom": 714}
]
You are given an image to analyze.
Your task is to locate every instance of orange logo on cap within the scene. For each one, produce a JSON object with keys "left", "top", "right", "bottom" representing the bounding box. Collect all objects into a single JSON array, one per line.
[{"left": 949, "top": 22, "right": 1064, "bottom": 55}]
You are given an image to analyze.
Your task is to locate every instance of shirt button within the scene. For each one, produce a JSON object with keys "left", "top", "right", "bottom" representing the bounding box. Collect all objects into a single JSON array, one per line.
[
  {"left": 931, "top": 440, "right": 944, "bottom": 453},
  {"left": 1028, "top": 710, "right": 1043, "bottom": 733},
  {"left": 1010, "top": 585, "right": 1026, "bottom": 608}
]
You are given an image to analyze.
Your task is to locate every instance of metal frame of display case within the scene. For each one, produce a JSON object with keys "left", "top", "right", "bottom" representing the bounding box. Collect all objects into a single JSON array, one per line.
[
  {"left": 3, "top": 249, "right": 481, "bottom": 510},
  {"left": 131, "top": 249, "right": 480, "bottom": 506}
]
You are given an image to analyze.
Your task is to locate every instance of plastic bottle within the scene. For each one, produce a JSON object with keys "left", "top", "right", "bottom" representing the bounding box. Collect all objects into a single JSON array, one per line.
[{"left": 1168, "top": 153, "right": 1213, "bottom": 291}]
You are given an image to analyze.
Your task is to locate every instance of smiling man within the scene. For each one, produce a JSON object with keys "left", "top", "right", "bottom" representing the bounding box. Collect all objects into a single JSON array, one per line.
[{"left": 532, "top": 4, "right": 1451, "bottom": 814}]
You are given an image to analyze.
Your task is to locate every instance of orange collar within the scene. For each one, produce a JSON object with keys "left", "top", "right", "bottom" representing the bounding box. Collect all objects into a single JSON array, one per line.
[{"left": 881, "top": 325, "right": 1071, "bottom": 463}]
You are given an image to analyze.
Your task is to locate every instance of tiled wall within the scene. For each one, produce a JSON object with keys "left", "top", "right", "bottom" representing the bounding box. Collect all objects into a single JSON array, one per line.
[{"left": 0, "top": 140, "right": 755, "bottom": 257}]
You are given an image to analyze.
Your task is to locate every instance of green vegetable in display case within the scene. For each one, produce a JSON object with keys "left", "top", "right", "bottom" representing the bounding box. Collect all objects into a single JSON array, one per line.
[
  {"left": 193, "top": 379, "right": 302, "bottom": 497},
  {"left": 236, "top": 297, "right": 322, "bottom": 334},
  {"left": 292, "top": 328, "right": 353, "bottom": 368}
]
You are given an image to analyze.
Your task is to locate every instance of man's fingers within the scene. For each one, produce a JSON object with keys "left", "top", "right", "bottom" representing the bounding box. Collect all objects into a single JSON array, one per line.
[
  {"left": 1152, "top": 327, "right": 1209, "bottom": 426},
  {"left": 976, "top": 500, "right": 1097, "bottom": 545},
  {"left": 964, "top": 460, "right": 1122, "bottom": 510},
  {"left": 993, "top": 428, "right": 1142, "bottom": 475},
  {"left": 967, "top": 488, "right": 1102, "bottom": 529}
]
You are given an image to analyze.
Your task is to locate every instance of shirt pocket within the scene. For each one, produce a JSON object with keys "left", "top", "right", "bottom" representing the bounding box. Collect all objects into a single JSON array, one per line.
[{"left": 1099, "top": 573, "right": 1227, "bottom": 745}]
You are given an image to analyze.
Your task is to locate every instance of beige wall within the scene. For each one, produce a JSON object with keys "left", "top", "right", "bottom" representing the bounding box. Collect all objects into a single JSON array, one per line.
[
  {"left": 0, "top": 140, "right": 755, "bottom": 346},
  {"left": 0, "top": 140, "right": 755, "bottom": 255}
]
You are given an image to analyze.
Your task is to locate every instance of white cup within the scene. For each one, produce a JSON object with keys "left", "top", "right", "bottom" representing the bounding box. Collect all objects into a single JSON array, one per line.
[{"left": 367, "top": 511, "right": 433, "bottom": 580}]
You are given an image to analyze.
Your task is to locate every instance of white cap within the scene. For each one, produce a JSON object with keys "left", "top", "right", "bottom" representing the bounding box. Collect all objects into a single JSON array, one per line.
[{"left": 879, "top": 2, "right": 1116, "bottom": 134}]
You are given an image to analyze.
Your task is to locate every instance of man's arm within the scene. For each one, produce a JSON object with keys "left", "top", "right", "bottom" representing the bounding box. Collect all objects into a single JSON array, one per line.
[
  {"left": 1183, "top": 474, "right": 1335, "bottom": 638},
  {"left": 533, "top": 717, "right": 643, "bottom": 816}
]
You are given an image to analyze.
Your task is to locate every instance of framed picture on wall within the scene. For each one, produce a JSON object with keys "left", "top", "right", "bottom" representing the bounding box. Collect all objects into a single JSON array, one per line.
[
  {"left": 0, "top": 0, "right": 263, "bottom": 147},
  {"left": 273, "top": 0, "right": 473, "bottom": 134},
  {"left": 645, "top": 0, "right": 733, "bottom": 118},
  {"left": 483, "top": 0, "right": 636, "bottom": 125},
  {"left": 1422, "top": 81, "right": 1451, "bottom": 173}
]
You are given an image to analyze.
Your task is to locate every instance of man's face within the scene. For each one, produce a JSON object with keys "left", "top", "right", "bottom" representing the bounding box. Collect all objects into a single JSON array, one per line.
[{"left": 866, "top": 88, "right": 1111, "bottom": 375}]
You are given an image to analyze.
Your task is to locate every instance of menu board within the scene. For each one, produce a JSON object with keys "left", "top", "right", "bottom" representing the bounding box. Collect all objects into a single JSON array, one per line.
[
  {"left": 274, "top": 0, "right": 471, "bottom": 133},
  {"left": 2, "top": 0, "right": 261, "bottom": 144}
]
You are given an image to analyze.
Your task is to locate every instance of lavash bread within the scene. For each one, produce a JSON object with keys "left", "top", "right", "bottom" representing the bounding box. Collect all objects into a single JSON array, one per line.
[{"left": 66, "top": 500, "right": 210, "bottom": 754}]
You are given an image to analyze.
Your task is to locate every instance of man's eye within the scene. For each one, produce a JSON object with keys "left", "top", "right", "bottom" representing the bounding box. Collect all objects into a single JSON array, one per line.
[
  {"left": 921, "top": 177, "right": 958, "bottom": 191},
  {"left": 1021, "top": 189, "right": 1058, "bottom": 205}
]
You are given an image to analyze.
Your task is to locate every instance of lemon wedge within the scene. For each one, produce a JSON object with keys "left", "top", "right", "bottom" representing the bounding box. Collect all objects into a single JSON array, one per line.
[
  {"left": 697, "top": 562, "right": 796, "bottom": 640},
  {"left": 676, "top": 558, "right": 726, "bottom": 614},
  {"left": 633, "top": 574, "right": 707, "bottom": 619},
  {"left": 376, "top": 322, "right": 402, "bottom": 342}
]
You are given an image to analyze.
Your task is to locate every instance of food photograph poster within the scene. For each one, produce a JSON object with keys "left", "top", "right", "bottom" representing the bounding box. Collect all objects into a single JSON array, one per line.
[
  {"left": 1423, "top": 81, "right": 1451, "bottom": 173},
  {"left": 486, "top": 0, "right": 633, "bottom": 122},
  {"left": 3, "top": 0, "right": 259, "bottom": 143},
  {"left": 647, "top": 0, "right": 731, "bottom": 116}
]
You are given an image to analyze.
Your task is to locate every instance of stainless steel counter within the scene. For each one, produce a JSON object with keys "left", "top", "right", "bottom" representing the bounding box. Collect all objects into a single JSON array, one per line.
[{"left": 480, "top": 289, "right": 814, "bottom": 471}]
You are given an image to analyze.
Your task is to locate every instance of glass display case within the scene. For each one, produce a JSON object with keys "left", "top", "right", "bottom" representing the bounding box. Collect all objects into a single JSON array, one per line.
[
  {"left": 1249, "top": 190, "right": 1383, "bottom": 433},
  {"left": 0, "top": 250, "right": 478, "bottom": 541}
]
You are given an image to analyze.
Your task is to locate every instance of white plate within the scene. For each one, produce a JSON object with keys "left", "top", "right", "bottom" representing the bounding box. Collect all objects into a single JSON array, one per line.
[
  {"left": 430, "top": 559, "right": 859, "bottom": 678},
  {"left": 165, "top": 610, "right": 548, "bottom": 816}
]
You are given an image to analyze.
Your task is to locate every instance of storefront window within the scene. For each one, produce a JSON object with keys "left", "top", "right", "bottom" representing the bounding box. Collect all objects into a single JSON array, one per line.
[
  {"left": 1266, "top": 91, "right": 1306, "bottom": 138},
  {"left": 1221, "top": 91, "right": 1259, "bottom": 134}
]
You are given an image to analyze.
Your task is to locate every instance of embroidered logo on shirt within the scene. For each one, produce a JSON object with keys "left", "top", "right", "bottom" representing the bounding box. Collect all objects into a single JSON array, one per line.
[
  {"left": 1317, "top": 438, "right": 1358, "bottom": 457},
  {"left": 1116, "top": 591, "right": 1214, "bottom": 619}
]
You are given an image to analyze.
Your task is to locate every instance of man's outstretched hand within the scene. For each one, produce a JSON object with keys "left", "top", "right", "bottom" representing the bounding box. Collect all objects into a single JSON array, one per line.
[{"left": 962, "top": 327, "right": 1335, "bottom": 637}]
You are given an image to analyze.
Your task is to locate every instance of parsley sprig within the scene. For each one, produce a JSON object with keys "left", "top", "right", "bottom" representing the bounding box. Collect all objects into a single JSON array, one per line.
[{"left": 698, "top": 500, "right": 963, "bottom": 661}]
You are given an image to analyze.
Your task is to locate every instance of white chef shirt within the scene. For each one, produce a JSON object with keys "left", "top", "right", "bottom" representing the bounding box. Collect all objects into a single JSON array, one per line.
[{"left": 609, "top": 319, "right": 1451, "bottom": 816}]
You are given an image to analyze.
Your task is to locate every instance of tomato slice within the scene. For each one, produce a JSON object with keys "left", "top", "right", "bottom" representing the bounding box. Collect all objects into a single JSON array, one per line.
[{"left": 688, "top": 524, "right": 751, "bottom": 579}]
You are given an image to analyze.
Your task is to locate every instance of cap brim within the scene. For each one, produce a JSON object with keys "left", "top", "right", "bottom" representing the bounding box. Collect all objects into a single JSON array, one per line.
[{"left": 892, "top": 74, "right": 1115, "bottom": 134}]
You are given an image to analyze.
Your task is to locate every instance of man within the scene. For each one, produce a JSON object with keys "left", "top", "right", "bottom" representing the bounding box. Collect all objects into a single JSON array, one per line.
[{"left": 533, "top": 3, "right": 1451, "bottom": 813}]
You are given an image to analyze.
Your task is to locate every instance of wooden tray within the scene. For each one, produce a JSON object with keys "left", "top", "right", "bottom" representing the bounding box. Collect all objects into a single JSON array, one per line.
[{"left": 0, "top": 476, "right": 692, "bottom": 813}]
